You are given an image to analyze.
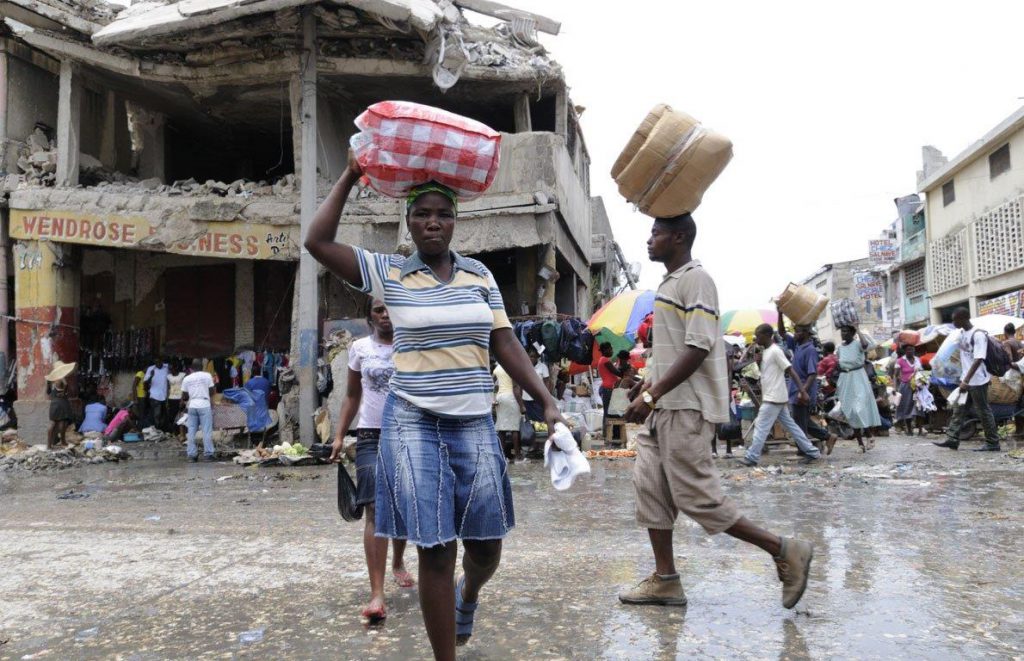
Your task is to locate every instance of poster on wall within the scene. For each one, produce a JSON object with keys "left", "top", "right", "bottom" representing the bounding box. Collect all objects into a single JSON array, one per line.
[
  {"left": 869, "top": 239, "right": 899, "bottom": 267},
  {"left": 854, "top": 272, "right": 884, "bottom": 300},
  {"left": 978, "top": 290, "right": 1024, "bottom": 317}
]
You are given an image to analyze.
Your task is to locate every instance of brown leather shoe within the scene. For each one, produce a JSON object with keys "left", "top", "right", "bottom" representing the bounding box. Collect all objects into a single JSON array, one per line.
[
  {"left": 618, "top": 573, "right": 687, "bottom": 606},
  {"left": 774, "top": 538, "right": 813, "bottom": 609}
]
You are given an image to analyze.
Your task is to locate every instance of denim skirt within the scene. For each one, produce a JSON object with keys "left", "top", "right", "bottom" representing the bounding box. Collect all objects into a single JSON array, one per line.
[
  {"left": 375, "top": 394, "right": 515, "bottom": 548},
  {"left": 354, "top": 429, "right": 381, "bottom": 507}
]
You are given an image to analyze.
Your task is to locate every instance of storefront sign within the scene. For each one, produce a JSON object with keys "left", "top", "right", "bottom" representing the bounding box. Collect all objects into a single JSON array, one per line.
[
  {"left": 854, "top": 272, "right": 884, "bottom": 299},
  {"left": 978, "top": 290, "right": 1024, "bottom": 317},
  {"left": 869, "top": 239, "right": 899, "bottom": 267},
  {"left": 8, "top": 209, "right": 298, "bottom": 260}
]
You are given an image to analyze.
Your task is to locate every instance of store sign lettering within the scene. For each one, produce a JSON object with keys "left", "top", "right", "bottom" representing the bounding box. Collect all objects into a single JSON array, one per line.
[
  {"left": 18, "top": 213, "right": 138, "bottom": 244},
  {"left": 9, "top": 209, "right": 297, "bottom": 260}
]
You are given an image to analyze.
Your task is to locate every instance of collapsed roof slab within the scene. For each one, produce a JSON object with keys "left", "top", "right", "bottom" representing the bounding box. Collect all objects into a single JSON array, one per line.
[
  {"left": 92, "top": 0, "right": 446, "bottom": 47},
  {"left": 453, "top": 0, "right": 559, "bottom": 35},
  {"left": 1, "top": 0, "right": 108, "bottom": 35},
  {"left": 12, "top": 21, "right": 561, "bottom": 90}
]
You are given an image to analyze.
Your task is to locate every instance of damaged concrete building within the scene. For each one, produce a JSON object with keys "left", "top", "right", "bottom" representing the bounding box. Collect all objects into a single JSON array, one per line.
[{"left": 0, "top": 0, "right": 626, "bottom": 441}]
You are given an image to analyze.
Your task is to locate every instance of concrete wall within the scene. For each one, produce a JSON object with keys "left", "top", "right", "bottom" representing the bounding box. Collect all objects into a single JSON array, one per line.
[
  {"left": 924, "top": 125, "right": 1024, "bottom": 319},
  {"left": 489, "top": 132, "right": 591, "bottom": 272},
  {"left": 2, "top": 54, "right": 59, "bottom": 174},
  {"left": 924, "top": 127, "right": 1024, "bottom": 239}
]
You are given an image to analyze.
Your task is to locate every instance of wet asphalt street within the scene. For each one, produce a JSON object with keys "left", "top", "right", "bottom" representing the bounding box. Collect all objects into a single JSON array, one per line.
[{"left": 1, "top": 432, "right": 1023, "bottom": 660}]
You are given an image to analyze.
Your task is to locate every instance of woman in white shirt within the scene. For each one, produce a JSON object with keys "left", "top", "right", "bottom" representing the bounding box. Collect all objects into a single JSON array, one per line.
[{"left": 330, "top": 299, "right": 411, "bottom": 623}]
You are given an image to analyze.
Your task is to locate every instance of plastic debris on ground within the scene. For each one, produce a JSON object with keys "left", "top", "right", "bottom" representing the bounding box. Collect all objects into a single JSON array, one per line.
[{"left": 1, "top": 443, "right": 131, "bottom": 472}]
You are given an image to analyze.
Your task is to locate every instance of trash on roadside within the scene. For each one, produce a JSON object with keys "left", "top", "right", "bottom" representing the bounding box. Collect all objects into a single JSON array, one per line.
[{"left": 238, "top": 628, "right": 264, "bottom": 644}]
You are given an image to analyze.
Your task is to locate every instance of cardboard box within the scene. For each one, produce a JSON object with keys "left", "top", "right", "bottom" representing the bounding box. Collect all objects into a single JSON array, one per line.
[{"left": 613, "top": 104, "right": 733, "bottom": 216}]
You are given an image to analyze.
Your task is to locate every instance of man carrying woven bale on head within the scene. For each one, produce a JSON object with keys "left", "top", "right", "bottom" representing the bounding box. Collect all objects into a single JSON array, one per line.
[{"left": 618, "top": 214, "right": 815, "bottom": 611}]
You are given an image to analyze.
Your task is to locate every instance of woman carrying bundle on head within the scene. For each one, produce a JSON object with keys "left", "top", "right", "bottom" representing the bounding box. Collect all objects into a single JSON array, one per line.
[
  {"left": 836, "top": 325, "right": 881, "bottom": 451},
  {"left": 305, "top": 150, "right": 566, "bottom": 661}
]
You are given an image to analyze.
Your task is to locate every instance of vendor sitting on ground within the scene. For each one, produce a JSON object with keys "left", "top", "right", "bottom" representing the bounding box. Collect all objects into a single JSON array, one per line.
[
  {"left": 103, "top": 404, "right": 139, "bottom": 443},
  {"left": 875, "top": 385, "right": 894, "bottom": 432},
  {"left": 79, "top": 395, "right": 109, "bottom": 434}
]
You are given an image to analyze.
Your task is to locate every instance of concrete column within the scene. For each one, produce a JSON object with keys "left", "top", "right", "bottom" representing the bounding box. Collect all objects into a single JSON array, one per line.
[
  {"left": 294, "top": 8, "right": 319, "bottom": 445},
  {"left": 538, "top": 243, "right": 557, "bottom": 316},
  {"left": 288, "top": 76, "right": 302, "bottom": 179},
  {"left": 56, "top": 60, "right": 81, "bottom": 187},
  {"left": 514, "top": 93, "right": 532, "bottom": 133},
  {"left": 136, "top": 109, "right": 166, "bottom": 182},
  {"left": 554, "top": 86, "right": 567, "bottom": 139},
  {"left": 99, "top": 91, "right": 117, "bottom": 170},
  {"left": 0, "top": 54, "right": 9, "bottom": 173},
  {"left": 234, "top": 260, "right": 254, "bottom": 347},
  {"left": 12, "top": 240, "right": 80, "bottom": 443}
]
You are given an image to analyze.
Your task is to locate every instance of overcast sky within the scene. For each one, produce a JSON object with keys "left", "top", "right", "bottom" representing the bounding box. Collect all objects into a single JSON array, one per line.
[{"left": 499, "top": 0, "right": 1024, "bottom": 310}]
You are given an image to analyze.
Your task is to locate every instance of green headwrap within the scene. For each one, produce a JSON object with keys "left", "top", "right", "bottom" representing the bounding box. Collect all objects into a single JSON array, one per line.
[{"left": 407, "top": 182, "right": 458, "bottom": 214}]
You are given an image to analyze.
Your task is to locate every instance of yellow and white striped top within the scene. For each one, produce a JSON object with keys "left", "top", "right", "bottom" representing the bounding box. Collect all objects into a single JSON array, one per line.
[{"left": 355, "top": 247, "right": 511, "bottom": 418}]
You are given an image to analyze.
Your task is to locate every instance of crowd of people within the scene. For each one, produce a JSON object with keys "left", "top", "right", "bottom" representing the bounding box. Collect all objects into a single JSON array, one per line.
[
  {"left": 719, "top": 301, "right": 1021, "bottom": 463},
  {"left": 45, "top": 354, "right": 275, "bottom": 462}
]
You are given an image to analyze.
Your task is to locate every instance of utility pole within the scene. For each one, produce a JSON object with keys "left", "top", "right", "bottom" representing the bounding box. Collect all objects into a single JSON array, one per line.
[{"left": 296, "top": 8, "right": 318, "bottom": 445}]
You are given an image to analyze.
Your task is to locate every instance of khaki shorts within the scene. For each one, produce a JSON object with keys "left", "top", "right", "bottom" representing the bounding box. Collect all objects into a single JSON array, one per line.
[{"left": 633, "top": 408, "right": 740, "bottom": 534}]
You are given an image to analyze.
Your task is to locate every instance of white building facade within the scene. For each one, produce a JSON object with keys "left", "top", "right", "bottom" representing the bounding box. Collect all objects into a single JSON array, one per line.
[{"left": 919, "top": 106, "right": 1024, "bottom": 322}]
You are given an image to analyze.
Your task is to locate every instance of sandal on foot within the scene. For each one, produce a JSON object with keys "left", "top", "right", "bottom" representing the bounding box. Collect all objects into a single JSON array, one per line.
[
  {"left": 455, "top": 576, "right": 478, "bottom": 646},
  {"left": 393, "top": 568, "right": 415, "bottom": 588}
]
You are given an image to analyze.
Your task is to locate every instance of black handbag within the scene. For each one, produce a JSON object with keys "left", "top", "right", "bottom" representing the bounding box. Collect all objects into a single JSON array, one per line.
[
  {"left": 519, "top": 417, "right": 536, "bottom": 443},
  {"left": 336, "top": 464, "right": 364, "bottom": 522},
  {"left": 717, "top": 421, "right": 742, "bottom": 441}
]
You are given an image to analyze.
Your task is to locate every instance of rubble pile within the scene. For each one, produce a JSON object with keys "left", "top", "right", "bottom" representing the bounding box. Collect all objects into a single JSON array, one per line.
[
  {"left": 0, "top": 441, "right": 131, "bottom": 472},
  {"left": 16, "top": 128, "right": 56, "bottom": 186},
  {"left": 464, "top": 23, "right": 558, "bottom": 76},
  {"left": 71, "top": 0, "right": 118, "bottom": 25},
  {"left": 89, "top": 173, "right": 300, "bottom": 198}
]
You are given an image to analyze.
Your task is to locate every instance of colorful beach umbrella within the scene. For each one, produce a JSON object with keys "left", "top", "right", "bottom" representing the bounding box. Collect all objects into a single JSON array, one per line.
[
  {"left": 588, "top": 289, "right": 656, "bottom": 340},
  {"left": 720, "top": 309, "right": 778, "bottom": 342},
  {"left": 567, "top": 290, "right": 655, "bottom": 376}
]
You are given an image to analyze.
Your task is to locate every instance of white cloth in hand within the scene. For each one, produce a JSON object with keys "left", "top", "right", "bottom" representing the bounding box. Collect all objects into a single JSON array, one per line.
[{"left": 544, "top": 422, "right": 590, "bottom": 491}]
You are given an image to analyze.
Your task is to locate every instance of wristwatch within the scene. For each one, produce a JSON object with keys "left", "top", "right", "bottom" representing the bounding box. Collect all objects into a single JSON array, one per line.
[{"left": 641, "top": 391, "right": 656, "bottom": 409}]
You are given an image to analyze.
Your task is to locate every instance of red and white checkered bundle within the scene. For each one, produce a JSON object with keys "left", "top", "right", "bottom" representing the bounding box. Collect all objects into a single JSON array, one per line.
[{"left": 350, "top": 101, "right": 502, "bottom": 200}]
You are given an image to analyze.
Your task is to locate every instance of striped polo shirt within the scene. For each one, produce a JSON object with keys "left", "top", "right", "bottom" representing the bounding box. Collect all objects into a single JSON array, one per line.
[
  {"left": 354, "top": 247, "right": 511, "bottom": 418},
  {"left": 648, "top": 260, "right": 729, "bottom": 423}
]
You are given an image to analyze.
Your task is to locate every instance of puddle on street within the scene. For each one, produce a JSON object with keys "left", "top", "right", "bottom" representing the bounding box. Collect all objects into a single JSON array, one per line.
[{"left": 1, "top": 437, "right": 1022, "bottom": 658}]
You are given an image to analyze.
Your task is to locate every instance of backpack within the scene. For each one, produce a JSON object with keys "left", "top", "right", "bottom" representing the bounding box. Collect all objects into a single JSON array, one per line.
[
  {"left": 972, "top": 329, "right": 1011, "bottom": 377},
  {"left": 559, "top": 318, "right": 594, "bottom": 365},
  {"left": 540, "top": 320, "right": 562, "bottom": 361}
]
